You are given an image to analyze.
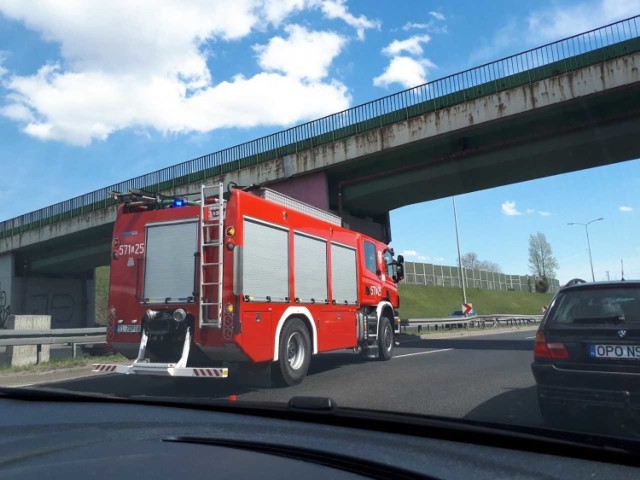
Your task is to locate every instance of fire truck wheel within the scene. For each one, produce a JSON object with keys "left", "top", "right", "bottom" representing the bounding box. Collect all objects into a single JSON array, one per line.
[
  {"left": 378, "top": 316, "right": 394, "bottom": 361},
  {"left": 275, "top": 318, "right": 311, "bottom": 386}
]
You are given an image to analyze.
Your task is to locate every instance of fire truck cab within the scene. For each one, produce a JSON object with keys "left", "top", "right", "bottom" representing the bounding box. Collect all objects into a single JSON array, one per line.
[{"left": 95, "top": 184, "right": 403, "bottom": 386}]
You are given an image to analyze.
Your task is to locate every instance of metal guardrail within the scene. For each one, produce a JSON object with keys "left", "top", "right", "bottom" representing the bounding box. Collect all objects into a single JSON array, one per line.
[
  {"left": 1, "top": 16, "right": 639, "bottom": 239},
  {"left": 0, "top": 327, "right": 107, "bottom": 361},
  {"left": 401, "top": 315, "right": 542, "bottom": 333}
]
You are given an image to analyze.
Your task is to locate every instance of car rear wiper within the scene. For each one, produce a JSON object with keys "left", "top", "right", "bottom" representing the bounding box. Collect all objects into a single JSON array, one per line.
[{"left": 572, "top": 316, "right": 625, "bottom": 325}]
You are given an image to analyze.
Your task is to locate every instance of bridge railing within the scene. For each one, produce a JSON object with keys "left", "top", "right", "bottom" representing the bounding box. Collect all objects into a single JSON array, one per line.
[{"left": 2, "top": 15, "right": 639, "bottom": 239}]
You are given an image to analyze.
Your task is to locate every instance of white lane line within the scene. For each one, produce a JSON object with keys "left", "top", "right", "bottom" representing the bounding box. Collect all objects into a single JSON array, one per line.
[
  {"left": 393, "top": 348, "right": 453, "bottom": 359},
  {"left": 525, "top": 336, "right": 536, "bottom": 339}
]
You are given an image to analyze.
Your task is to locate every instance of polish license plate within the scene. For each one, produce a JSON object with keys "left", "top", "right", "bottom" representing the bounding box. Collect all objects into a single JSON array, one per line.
[
  {"left": 589, "top": 344, "right": 640, "bottom": 359},
  {"left": 116, "top": 324, "right": 141, "bottom": 333}
]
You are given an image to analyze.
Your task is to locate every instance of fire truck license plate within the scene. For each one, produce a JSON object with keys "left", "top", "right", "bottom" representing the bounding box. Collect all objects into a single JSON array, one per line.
[{"left": 116, "top": 325, "right": 141, "bottom": 333}]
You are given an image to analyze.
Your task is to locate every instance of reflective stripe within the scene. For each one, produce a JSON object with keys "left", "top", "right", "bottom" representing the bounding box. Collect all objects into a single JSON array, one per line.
[
  {"left": 92, "top": 363, "right": 228, "bottom": 378},
  {"left": 92, "top": 364, "right": 117, "bottom": 372}
]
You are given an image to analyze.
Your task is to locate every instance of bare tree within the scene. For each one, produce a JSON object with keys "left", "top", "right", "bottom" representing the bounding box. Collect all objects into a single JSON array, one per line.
[
  {"left": 479, "top": 260, "right": 502, "bottom": 273},
  {"left": 461, "top": 252, "right": 502, "bottom": 273},
  {"left": 528, "top": 232, "right": 559, "bottom": 280},
  {"left": 461, "top": 252, "right": 480, "bottom": 270}
]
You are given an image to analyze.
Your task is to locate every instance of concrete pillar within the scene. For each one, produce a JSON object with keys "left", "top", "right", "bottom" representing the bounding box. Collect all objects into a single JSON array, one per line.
[
  {"left": 84, "top": 270, "right": 96, "bottom": 327},
  {"left": 3, "top": 315, "right": 51, "bottom": 367},
  {"left": 0, "top": 253, "right": 15, "bottom": 328}
]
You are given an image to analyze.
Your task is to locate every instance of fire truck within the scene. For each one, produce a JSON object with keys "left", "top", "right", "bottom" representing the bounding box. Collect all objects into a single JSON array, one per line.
[{"left": 93, "top": 184, "right": 404, "bottom": 386}]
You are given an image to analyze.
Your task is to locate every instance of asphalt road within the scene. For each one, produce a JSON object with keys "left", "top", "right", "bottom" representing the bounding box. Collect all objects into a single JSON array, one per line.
[
  {"left": 16, "top": 328, "right": 640, "bottom": 437},
  {"left": 20, "top": 329, "right": 548, "bottom": 430}
]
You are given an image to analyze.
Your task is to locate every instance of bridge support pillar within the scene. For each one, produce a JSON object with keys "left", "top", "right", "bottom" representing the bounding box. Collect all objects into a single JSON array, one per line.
[
  {"left": 20, "top": 271, "right": 95, "bottom": 329},
  {"left": 1, "top": 253, "right": 95, "bottom": 328},
  {"left": 0, "top": 253, "right": 18, "bottom": 328}
]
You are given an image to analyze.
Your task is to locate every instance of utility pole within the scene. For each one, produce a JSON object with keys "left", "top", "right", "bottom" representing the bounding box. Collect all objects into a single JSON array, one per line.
[
  {"left": 621, "top": 259, "right": 625, "bottom": 281},
  {"left": 452, "top": 197, "right": 467, "bottom": 305}
]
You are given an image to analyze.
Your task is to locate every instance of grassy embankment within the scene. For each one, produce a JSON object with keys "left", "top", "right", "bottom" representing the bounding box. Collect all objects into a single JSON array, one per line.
[{"left": 397, "top": 284, "right": 554, "bottom": 318}]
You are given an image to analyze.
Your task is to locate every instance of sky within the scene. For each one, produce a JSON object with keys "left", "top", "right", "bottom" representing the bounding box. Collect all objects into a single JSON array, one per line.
[{"left": 0, "top": 0, "right": 639, "bottom": 284}]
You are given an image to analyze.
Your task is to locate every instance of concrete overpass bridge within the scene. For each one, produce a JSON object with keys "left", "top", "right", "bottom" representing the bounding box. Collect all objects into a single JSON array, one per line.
[{"left": 1, "top": 16, "right": 640, "bottom": 327}]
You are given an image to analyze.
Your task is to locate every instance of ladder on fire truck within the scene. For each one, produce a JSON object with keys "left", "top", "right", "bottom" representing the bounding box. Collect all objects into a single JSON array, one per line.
[{"left": 199, "top": 183, "right": 225, "bottom": 328}]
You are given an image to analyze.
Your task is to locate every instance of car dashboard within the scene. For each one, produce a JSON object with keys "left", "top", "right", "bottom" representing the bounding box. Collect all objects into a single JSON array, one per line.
[{"left": 0, "top": 391, "right": 639, "bottom": 480}]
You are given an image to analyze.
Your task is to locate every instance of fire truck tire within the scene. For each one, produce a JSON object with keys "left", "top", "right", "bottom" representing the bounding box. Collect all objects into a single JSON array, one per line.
[
  {"left": 378, "top": 316, "right": 394, "bottom": 361},
  {"left": 274, "top": 318, "right": 311, "bottom": 386}
]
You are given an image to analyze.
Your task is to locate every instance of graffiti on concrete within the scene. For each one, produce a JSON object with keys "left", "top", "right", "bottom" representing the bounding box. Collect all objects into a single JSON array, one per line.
[
  {"left": 0, "top": 282, "right": 10, "bottom": 328},
  {"left": 28, "top": 293, "right": 76, "bottom": 326}
]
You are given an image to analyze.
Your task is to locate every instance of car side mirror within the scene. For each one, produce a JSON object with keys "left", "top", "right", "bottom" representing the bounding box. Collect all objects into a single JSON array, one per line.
[{"left": 397, "top": 255, "right": 404, "bottom": 264}]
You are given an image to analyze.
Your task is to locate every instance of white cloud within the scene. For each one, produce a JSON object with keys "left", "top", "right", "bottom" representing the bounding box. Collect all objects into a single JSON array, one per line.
[
  {"left": 0, "top": 0, "right": 361, "bottom": 145},
  {"left": 255, "top": 24, "right": 346, "bottom": 80},
  {"left": 501, "top": 201, "right": 522, "bottom": 216},
  {"left": 319, "top": 0, "right": 380, "bottom": 40},
  {"left": 4, "top": 66, "right": 350, "bottom": 145},
  {"left": 471, "top": 0, "right": 640, "bottom": 64},
  {"left": 469, "top": 20, "right": 519, "bottom": 64},
  {"left": 373, "top": 56, "right": 434, "bottom": 89},
  {"left": 619, "top": 205, "right": 634, "bottom": 212},
  {"left": 261, "top": 0, "right": 310, "bottom": 25},
  {"left": 382, "top": 34, "right": 431, "bottom": 56},
  {"left": 399, "top": 251, "right": 443, "bottom": 263},
  {"left": 428, "top": 11, "right": 445, "bottom": 21},
  {"left": 0, "top": 51, "right": 8, "bottom": 77},
  {"left": 526, "top": 208, "right": 535, "bottom": 214},
  {"left": 402, "top": 15, "right": 447, "bottom": 34},
  {"left": 538, "top": 211, "right": 552, "bottom": 216},
  {"left": 402, "top": 22, "right": 427, "bottom": 31},
  {"left": 526, "top": 0, "right": 640, "bottom": 44},
  {"left": 377, "top": 22, "right": 440, "bottom": 90}
]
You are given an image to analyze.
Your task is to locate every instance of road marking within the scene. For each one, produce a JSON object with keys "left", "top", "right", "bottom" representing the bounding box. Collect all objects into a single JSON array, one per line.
[
  {"left": 393, "top": 348, "right": 452, "bottom": 359},
  {"left": 525, "top": 336, "right": 536, "bottom": 339}
]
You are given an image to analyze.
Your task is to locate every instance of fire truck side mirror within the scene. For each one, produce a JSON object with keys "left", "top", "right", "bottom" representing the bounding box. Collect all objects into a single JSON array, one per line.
[{"left": 395, "top": 255, "right": 405, "bottom": 283}]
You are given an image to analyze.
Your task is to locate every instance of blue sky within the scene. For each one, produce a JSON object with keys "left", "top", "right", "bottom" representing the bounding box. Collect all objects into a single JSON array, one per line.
[{"left": 0, "top": 0, "right": 639, "bottom": 283}]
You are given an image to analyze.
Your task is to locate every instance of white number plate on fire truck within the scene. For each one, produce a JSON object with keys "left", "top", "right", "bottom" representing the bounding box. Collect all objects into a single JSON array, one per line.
[
  {"left": 589, "top": 344, "right": 640, "bottom": 359},
  {"left": 116, "top": 325, "right": 141, "bottom": 333}
]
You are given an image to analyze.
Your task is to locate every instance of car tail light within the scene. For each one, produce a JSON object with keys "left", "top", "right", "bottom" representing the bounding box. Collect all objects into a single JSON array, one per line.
[{"left": 534, "top": 330, "right": 569, "bottom": 360}]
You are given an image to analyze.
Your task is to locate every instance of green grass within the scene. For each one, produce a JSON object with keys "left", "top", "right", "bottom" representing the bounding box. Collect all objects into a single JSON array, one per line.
[
  {"left": 398, "top": 284, "right": 554, "bottom": 318},
  {"left": 0, "top": 354, "right": 126, "bottom": 375},
  {"left": 95, "top": 266, "right": 110, "bottom": 325}
]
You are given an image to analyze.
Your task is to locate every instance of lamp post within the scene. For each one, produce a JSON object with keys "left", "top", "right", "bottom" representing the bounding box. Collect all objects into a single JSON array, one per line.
[
  {"left": 568, "top": 217, "right": 604, "bottom": 282},
  {"left": 452, "top": 197, "right": 467, "bottom": 305}
]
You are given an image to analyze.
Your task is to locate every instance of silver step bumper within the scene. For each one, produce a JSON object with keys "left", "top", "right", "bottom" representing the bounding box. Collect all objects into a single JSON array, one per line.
[{"left": 93, "top": 327, "right": 228, "bottom": 378}]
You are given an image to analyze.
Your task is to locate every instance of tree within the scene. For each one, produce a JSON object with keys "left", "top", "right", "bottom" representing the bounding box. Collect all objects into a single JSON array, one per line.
[
  {"left": 528, "top": 232, "right": 559, "bottom": 281},
  {"left": 479, "top": 260, "right": 502, "bottom": 273},
  {"left": 461, "top": 252, "right": 502, "bottom": 273},
  {"left": 461, "top": 252, "right": 480, "bottom": 270}
]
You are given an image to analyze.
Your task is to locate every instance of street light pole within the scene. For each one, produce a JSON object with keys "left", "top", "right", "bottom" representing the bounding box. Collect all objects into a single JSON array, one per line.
[
  {"left": 568, "top": 217, "right": 604, "bottom": 282},
  {"left": 452, "top": 197, "right": 467, "bottom": 305}
]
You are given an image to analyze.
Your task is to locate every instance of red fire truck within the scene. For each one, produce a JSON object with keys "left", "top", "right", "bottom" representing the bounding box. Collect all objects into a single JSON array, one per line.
[{"left": 94, "top": 184, "right": 404, "bottom": 385}]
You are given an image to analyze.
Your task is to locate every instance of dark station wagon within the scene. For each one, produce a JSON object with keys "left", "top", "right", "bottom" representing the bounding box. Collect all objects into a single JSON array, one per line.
[{"left": 532, "top": 281, "right": 640, "bottom": 425}]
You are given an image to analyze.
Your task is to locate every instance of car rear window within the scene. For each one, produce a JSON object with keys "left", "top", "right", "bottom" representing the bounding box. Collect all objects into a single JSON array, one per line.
[{"left": 548, "top": 287, "right": 640, "bottom": 325}]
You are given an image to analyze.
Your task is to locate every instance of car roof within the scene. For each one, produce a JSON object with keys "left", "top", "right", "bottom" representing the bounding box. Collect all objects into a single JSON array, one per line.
[{"left": 559, "top": 280, "right": 640, "bottom": 292}]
